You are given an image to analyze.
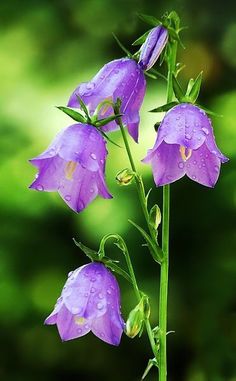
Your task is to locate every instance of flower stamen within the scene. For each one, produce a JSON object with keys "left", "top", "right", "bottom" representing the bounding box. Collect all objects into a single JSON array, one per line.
[
  {"left": 65, "top": 161, "right": 77, "bottom": 180},
  {"left": 179, "top": 146, "right": 192, "bottom": 161}
]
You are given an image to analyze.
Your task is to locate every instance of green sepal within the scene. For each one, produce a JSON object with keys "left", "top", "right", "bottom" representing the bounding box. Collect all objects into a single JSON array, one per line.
[
  {"left": 97, "top": 130, "right": 122, "bottom": 148},
  {"left": 145, "top": 68, "right": 167, "bottom": 81},
  {"left": 57, "top": 106, "right": 87, "bottom": 123},
  {"left": 187, "top": 71, "right": 203, "bottom": 103},
  {"left": 112, "top": 33, "right": 132, "bottom": 58},
  {"left": 128, "top": 219, "right": 163, "bottom": 263},
  {"left": 145, "top": 188, "right": 152, "bottom": 203},
  {"left": 186, "top": 78, "right": 195, "bottom": 96},
  {"left": 76, "top": 95, "right": 91, "bottom": 120},
  {"left": 195, "top": 104, "right": 223, "bottom": 118},
  {"left": 168, "top": 26, "right": 185, "bottom": 49},
  {"left": 150, "top": 101, "right": 178, "bottom": 113},
  {"left": 175, "top": 62, "right": 186, "bottom": 76},
  {"left": 149, "top": 204, "right": 161, "bottom": 232},
  {"left": 172, "top": 75, "right": 185, "bottom": 102},
  {"left": 137, "top": 13, "right": 160, "bottom": 27},
  {"left": 73, "top": 239, "right": 98, "bottom": 261},
  {"left": 94, "top": 114, "right": 123, "bottom": 127},
  {"left": 132, "top": 29, "right": 151, "bottom": 46},
  {"left": 154, "top": 122, "right": 161, "bottom": 132},
  {"left": 152, "top": 325, "right": 160, "bottom": 339},
  {"left": 102, "top": 258, "right": 132, "bottom": 283},
  {"left": 142, "top": 358, "right": 159, "bottom": 380}
]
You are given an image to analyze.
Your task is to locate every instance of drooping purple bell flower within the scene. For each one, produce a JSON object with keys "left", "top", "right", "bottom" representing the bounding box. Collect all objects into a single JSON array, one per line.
[
  {"left": 138, "top": 26, "right": 168, "bottom": 71},
  {"left": 29, "top": 124, "right": 112, "bottom": 212},
  {"left": 67, "top": 58, "right": 146, "bottom": 142},
  {"left": 143, "top": 103, "right": 228, "bottom": 187},
  {"left": 45, "top": 262, "right": 124, "bottom": 346}
]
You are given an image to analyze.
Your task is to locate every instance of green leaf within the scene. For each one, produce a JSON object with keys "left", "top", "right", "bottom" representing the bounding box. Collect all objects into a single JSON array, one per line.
[
  {"left": 145, "top": 68, "right": 167, "bottom": 81},
  {"left": 57, "top": 106, "right": 86, "bottom": 123},
  {"left": 128, "top": 219, "right": 163, "bottom": 263},
  {"left": 186, "top": 78, "right": 195, "bottom": 96},
  {"left": 112, "top": 33, "right": 132, "bottom": 57},
  {"left": 188, "top": 71, "right": 203, "bottom": 103},
  {"left": 73, "top": 239, "right": 98, "bottom": 261},
  {"left": 103, "top": 258, "right": 132, "bottom": 283},
  {"left": 98, "top": 130, "right": 122, "bottom": 148},
  {"left": 145, "top": 188, "right": 152, "bottom": 204},
  {"left": 142, "top": 358, "right": 159, "bottom": 380},
  {"left": 195, "top": 104, "right": 223, "bottom": 118},
  {"left": 150, "top": 101, "right": 178, "bottom": 113},
  {"left": 132, "top": 29, "right": 151, "bottom": 46},
  {"left": 94, "top": 114, "right": 123, "bottom": 127},
  {"left": 172, "top": 75, "right": 185, "bottom": 102},
  {"left": 137, "top": 13, "right": 160, "bottom": 27},
  {"left": 175, "top": 62, "right": 186, "bottom": 76},
  {"left": 75, "top": 95, "right": 91, "bottom": 120}
]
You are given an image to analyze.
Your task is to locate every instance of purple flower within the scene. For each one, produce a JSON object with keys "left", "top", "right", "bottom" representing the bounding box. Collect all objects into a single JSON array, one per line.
[
  {"left": 143, "top": 103, "right": 228, "bottom": 187},
  {"left": 138, "top": 26, "right": 168, "bottom": 71},
  {"left": 29, "top": 123, "right": 112, "bottom": 212},
  {"left": 45, "top": 262, "right": 124, "bottom": 346},
  {"left": 67, "top": 58, "right": 146, "bottom": 142}
]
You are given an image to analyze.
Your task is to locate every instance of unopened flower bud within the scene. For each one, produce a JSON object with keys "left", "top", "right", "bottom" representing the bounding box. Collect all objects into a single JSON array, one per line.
[
  {"left": 139, "top": 26, "right": 168, "bottom": 71},
  {"left": 149, "top": 204, "right": 161, "bottom": 230},
  {"left": 125, "top": 305, "right": 144, "bottom": 339},
  {"left": 116, "top": 168, "right": 134, "bottom": 186}
]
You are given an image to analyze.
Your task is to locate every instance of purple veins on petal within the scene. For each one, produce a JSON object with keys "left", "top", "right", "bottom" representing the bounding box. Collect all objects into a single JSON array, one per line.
[
  {"left": 44, "top": 262, "right": 124, "bottom": 346},
  {"left": 29, "top": 123, "right": 112, "bottom": 213},
  {"left": 139, "top": 26, "right": 168, "bottom": 71},
  {"left": 143, "top": 103, "right": 229, "bottom": 188},
  {"left": 67, "top": 58, "right": 146, "bottom": 142}
]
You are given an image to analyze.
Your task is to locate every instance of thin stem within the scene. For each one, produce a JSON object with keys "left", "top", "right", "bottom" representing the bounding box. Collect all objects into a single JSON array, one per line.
[{"left": 159, "top": 39, "right": 178, "bottom": 381}]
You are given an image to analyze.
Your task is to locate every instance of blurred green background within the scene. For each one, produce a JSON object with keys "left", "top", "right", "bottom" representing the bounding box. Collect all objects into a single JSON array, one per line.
[{"left": 0, "top": 0, "right": 235, "bottom": 380}]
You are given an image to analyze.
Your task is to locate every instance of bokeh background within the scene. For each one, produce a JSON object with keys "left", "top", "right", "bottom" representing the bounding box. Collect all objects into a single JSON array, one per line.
[{"left": 0, "top": 0, "right": 235, "bottom": 380}]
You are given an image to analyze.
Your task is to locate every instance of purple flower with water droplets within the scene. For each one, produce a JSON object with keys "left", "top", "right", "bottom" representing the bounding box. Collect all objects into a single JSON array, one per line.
[
  {"left": 143, "top": 103, "right": 228, "bottom": 187},
  {"left": 67, "top": 58, "right": 146, "bottom": 142},
  {"left": 45, "top": 262, "right": 124, "bottom": 346},
  {"left": 29, "top": 123, "right": 112, "bottom": 212},
  {"left": 138, "top": 26, "right": 168, "bottom": 71}
]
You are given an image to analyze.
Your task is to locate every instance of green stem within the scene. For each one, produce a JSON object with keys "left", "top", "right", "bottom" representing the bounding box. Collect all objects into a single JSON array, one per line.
[{"left": 159, "top": 40, "right": 178, "bottom": 381}]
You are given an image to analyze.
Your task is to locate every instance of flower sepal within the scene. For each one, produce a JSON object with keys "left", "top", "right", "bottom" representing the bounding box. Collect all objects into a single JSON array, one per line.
[
  {"left": 125, "top": 295, "right": 150, "bottom": 339},
  {"left": 116, "top": 168, "right": 135, "bottom": 186},
  {"left": 142, "top": 358, "right": 159, "bottom": 380}
]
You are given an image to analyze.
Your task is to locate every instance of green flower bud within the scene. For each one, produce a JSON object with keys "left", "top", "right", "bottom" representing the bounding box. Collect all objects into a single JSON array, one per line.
[
  {"left": 125, "top": 295, "right": 150, "bottom": 338},
  {"left": 149, "top": 204, "right": 161, "bottom": 230},
  {"left": 116, "top": 168, "right": 134, "bottom": 186}
]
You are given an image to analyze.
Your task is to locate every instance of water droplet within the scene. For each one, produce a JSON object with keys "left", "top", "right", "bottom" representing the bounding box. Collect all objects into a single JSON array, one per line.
[
  {"left": 202, "top": 127, "right": 209, "bottom": 135},
  {"left": 90, "top": 287, "right": 96, "bottom": 293},
  {"left": 98, "top": 293, "right": 104, "bottom": 299},
  {"left": 97, "top": 302, "right": 104, "bottom": 310},
  {"left": 181, "top": 104, "right": 187, "bottom": 108},
  {"left": 107, "top": 289, "right": 112, "bottom": 295},
  {"left": 77, "top": 328, "right": 82, "bottom": 334},
  {"left": 91, "top": 277, "right": 96, "bottom": 282},
  {"left": 100, "top": 159, "right": 104, "bottom": 164},
  {"left": 86, "top": 82, "right": 95, "bottom": 91},
  {"left": 90, "top": 188, "right": 94, "bottom": 193},
  {"left": 65, "top": 195, "right": 71, "bottom": 201},
  {"left": 71, "top": 307, "right": 81, "bottom": 314},
  {"left": 214, "top": 165, "right": 219, "bottom": 172},
  {"left": 48, "top": 148, "right": 55, "bottom": 156},
  {"left": 185, "top": 133, "right": 191, "bottom": 140},
  {"left": 198, "top": 165, "right": 202, "bottom": 169},
  {"left": 100, "top": 75, "right": 105, "bottom": 80},
  {"left": 100, "top": 332, "right": 105, "bottom": 338},
  {"left": 114, "top": 69, "right": 119, "bottom": 74},
  {"left": 178, "top": 162, "right": 184, "bottom": 169},
  {"left": 90, "top": 153, "right": 97, "bottom": 160},
  {"left": 78, "top": 200, "right": 85, "bottom": 210},
  {"left": 36, "top": 184, "right": 44, "bottom": 191},
  {"left": 68, "top": 271, "right": 73, "bottom": 277},
  {"left": 193, "top": 160, "right": 197, "bottom": 165},
  {"left": 166, "top": 175, "right": 173, "bottom": 181},
  {"left": 212, "top": 150, "right": 217, "bottom": 155},
  {"left": 205, "top": 154, "right": 209, "bottom": 158},
  {"left": 85, "top": 324, "right": 89, "bottom": 329},
  {"left": 192, "top": 175, "right": 196, "bottom": 180}
]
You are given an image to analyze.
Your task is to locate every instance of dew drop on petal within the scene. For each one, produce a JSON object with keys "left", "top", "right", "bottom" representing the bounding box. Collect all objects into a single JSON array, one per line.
[
  {"left": 90, "top": 153, "right": 97, "bottom": 160},
  {"left": 36, "top": 184, "right": 44, "bottom": 191},
  {"left": 214, "top": 165, "right": 220, "bottom": 172},
  {"left": 107, "top": 288, "right": 112, "bottom": 295},
  {"left": 185, "top": 133, "right": 191, "bottom": 140},
  {"left": 77, "top": 328, "right": 82, "bottom": 334},
  {"left": 68, "top": 271, "right": 73, "bottom": 277},
  {"left": 91, "top": 277, "right": 96, "bottom": 283},
  {"left": 71, "top": 307, "right": 81, "bottom": 314},
  {"left": 84, "top": 293, "right": 89, "bottom": 297},
  {"left": 97, "top": 302, "right": 104, "bottom": 310},
  {"left": 202, "top": 127, "right": 209, "bottom": 135},
  {"left": 90, "top": 188, "right": 94, "bottom": 193},
  {"left": 178, "top": 162, "right": 184, "bottom": 169},
  {"left": 90, "top": 287, "right": 96, "bottom": 293},
  {"left": 192, "top": 175, "right": 196, "bottom": 180},
  {"left": 193, "top": 160, "right": 197, "bottom": 165},
  {"left": 78, "top": 200, "right": 85, "bottom": 210},
  {"left": 98, "top": 293, "right": 104, "bottom": 299},
  {"left": 65, "top": 195, "right": 71, "bottom": 201}
]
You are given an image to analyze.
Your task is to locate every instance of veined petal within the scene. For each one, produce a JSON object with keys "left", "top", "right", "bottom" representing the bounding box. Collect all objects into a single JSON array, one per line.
[
  {"left": 91, "top": 309, "right": 123, "bottom": 346},
  {"left": 139, "top": 26, "right": 168, "bottom": 71},
  {"left": 56, "top": 305, "right": 91, "bottom": 341},
  {"left": 185, "top": 142, "right": 222, "bottom": 187},
  {"left": 29, "top": 156, "right": 65, "bottom": 192}
]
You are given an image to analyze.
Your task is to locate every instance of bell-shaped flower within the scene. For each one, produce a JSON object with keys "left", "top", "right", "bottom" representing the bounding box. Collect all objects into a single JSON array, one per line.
[
  {"left": 138, "top": 26, "right": 168, "bottom": 71},
  {"left": 143, "top": 103, "right": 228, "bottom": 187},
  {"left": 29, "top": 123, "right": 112, "bottom": 212},
  {"left": 45, "top": 262, "right": 124, "bottom": 346},
  {"left": 67, "top": 58, "right": 146, "bottom": 142}
]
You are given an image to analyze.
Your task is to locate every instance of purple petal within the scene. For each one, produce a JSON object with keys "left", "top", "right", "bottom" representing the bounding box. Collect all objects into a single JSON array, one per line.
[
  {"left": 29, "top": 156, "right": 65, "bottom": 192},
  {"left": 139, "top": 26, "right": 168, "bottom": 71},
  {"left": 143, "top": 141, "right": 185, "bottom": 186},
  {"left": 91, "top": 310, "right": 123, "bottom": 346},
  {"left": 67, "top": 58, "right": 146, "bottom": 141},
  {"left": 56, "top": 304, "right": 91, "bottom": 341},
  {"left": 185, "top": 142, "right": 222, "bottom": 187}
]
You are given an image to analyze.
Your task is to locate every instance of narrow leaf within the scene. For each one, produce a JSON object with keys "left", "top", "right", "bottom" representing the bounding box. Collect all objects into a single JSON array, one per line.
[
  {"left": 128, "top": 219, "right": 163, "bottom": 262},
  {"left": 137, "top": 13, "right": 160, "bottom": 27},
  {"left": 103, "top": 259, "right": 132, "bottom": 283},
  {"left": 145, "top": 68, "right": 167, "bottom": 81},
  {"left": 98, "top": 130, "right": 122, "bottom": 148},
  {"left": 142, "top": 358, "right": 159, "bottom": 380},
  {"left": 172, "top": 75, "right": 185, "bottom": 102},
  {"left": 75, "top": 94, "right": 90, "bottom": 119},
  {"left": 150, "top": 101, "right": 178, "bottom": 113},
  {"left": 112, "top": 33, "right": 132, "bottom": 57},
  {"left": 188, "top": 71, "right": 203, "bottom": 103},
  {"left": 57, "top": 106, "right": 86, "bottom": 123},
  {"left": 196, "top": 104, "right": 223, "bottom": 118},
  {"left": 132, "top": 30, "right": 151, "bottom": 46},
  {"left": 73, "top": 239, "right": 98, "bottom": 261},
  {"left": 94, "top": 114, "right": 123, "bottom": 127}
]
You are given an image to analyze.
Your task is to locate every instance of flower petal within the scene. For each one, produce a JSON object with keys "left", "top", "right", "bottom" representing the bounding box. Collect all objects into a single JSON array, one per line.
[
  {"left": 56, "top": 305, "right": 91, "bottom": 341},
  {"left": 139, "top": 26, "right": 168, "bottom": 71},
  {"left": 29, "top": 156, "right": 65, "bottom": 191},
  {"left": 185, "top": 142, "right": 222, "bottom": 187},
  {"left": 91, "top": 309, "right": 123, "bottom": 346}
]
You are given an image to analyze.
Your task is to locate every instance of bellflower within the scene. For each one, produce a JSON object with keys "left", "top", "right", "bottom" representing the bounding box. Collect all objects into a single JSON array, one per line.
[
  {"left": 45, "top": 262, "right": 124, "bottom": 346},
  {"left": 143, "top": 103, "right": 228, "bottom": 187},
  {"left": 139, "top": 26, "right": 168, "bottom": 71},
  {"left": 67, "top": 58, "right": 146, "bottom": 142},
  {"left": 29, "top": 123, "right": 112, "bottom": 212}
]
